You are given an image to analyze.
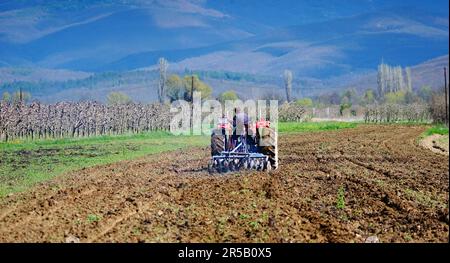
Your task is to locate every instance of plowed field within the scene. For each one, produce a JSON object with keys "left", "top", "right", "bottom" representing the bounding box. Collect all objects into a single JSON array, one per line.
[{"left": 0, "top": 125, "right": 448, "bottom": 242}]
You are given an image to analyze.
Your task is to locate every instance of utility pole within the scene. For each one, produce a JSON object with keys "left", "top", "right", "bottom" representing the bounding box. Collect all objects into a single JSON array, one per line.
[
  {"left": 191, "top": 75, "right": 194, "bottom": 102},
  {"left": 19, "top": 86, "right": 23, "bottom": 103},
  {"left": 191, "top": 75, "right": 194, "bottom": 132},
  {"left": 445, "top": 67, "right": 448, "bottom": 126}
]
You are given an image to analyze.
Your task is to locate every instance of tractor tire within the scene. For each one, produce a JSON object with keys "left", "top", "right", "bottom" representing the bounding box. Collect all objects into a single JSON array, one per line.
[
  {"left": 257, "top": 127, "right": 278, "bottom": 169},
  {"left": 211, "top": 129, "right": 226, "bottom": 156}
]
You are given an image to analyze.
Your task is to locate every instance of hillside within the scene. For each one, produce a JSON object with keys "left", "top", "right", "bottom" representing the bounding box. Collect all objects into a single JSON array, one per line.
[
  {"left": 411, "top": 55, "right": 450, "bottom": 89},
  {"left": 340, "top": 55, "right": 449, "bottom": 92},
  {"left": 0, "top": 67, "right": 91, "bottom": 83},
  {"left": 0, "top": 0, "right": 448, "bottom": 102},
  {"left": 0, "top": 54, "right": 447, "bottom": 103}
]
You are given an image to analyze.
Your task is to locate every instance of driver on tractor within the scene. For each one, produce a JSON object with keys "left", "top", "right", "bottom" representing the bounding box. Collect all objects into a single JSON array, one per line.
[{"left": 232, "top": 107, "right": 256, "bottom": 150}]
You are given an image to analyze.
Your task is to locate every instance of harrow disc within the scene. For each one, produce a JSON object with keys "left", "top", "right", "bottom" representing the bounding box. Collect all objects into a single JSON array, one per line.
[
  {"left": 264, "top": 160, "right": 272, "bottom": 172},
  {"left": 256, "top": 161, "right": 261, "bottom": 169},
  {"left": 222, "top": 160, "right": 229, "bottom": 173},
  {"left": 228, "top": 160, "right": 235, "bottom": 172},
  {"left": 207, "top": 160, "right": 214, "bottom": 174},
  {"left": 209, "top": 156, "right": 271, "bottom": 174},
  {"left": 242, "top": 159, "right": 249, "bottom": 170}
]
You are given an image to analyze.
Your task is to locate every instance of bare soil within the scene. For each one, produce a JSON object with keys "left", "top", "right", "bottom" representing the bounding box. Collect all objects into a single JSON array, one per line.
[
  {"left": 0, "top": 125, "right": 448, "bottom": 243},
  {"left": 420, "top": 134, "right": 449, "bottom": 156}
]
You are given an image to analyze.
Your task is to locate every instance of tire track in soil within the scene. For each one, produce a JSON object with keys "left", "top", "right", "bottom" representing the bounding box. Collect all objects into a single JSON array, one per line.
[{"left": 0, "top": 125, "right": 448, "bottom": 242}]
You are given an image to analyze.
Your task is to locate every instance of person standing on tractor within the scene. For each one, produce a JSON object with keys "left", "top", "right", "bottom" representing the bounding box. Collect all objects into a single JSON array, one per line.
[{"left": 232, "top": 107, "right": 250, "bottom": 149}]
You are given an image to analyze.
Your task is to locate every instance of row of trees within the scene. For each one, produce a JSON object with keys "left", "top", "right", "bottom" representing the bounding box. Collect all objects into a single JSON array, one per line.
[
  {"left": 2, "top": 91, "right": 32, "bottom": 104},
  {"left": 288, "top": 62, "right": 440, "bottom": 120},
  {"left": 281, "top": 64, "right": 416, "bottom": 109},
  {"left": 364, "top": 103, "right": 431, "bottom": 123},
  {"left": 312, "top": 86, "right": 436, "bottom": 107},
  {"left": 377, "top": 62, "right": 412, "bottom": 96},
  {"left": 166, "top": 74, "right": 212, "bottom": 102},
  {"left": 157, "top": 59, "right": 296, "bottom": 106},
  {"left": 0, "top": 101, "right": 171, "bottom": 142},
  {"left": 304, "top": 83, "right": 442, "bottom": 120},
  {"left": 279, "top": 102, "right": 306, "bottom": 122},
  {"left": 157, "top": 57, "right": 214, "bottom": 103}
]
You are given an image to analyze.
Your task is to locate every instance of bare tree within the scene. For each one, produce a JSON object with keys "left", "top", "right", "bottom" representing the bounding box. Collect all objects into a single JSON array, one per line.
[
  {"left": 395, "top": 66, "right": 405, "bottom": 92},
  {"left": 377, "top": 63, "right": 385, "bottom": 96},
  {"left": 283, "top": 70, "right": 293, "bottom": 103},
  {"left": 158, "top": 57, "right": 169, "bottom": 103},
  {"left": 405, "top": 67, "right": 412, "bottom": 92}
]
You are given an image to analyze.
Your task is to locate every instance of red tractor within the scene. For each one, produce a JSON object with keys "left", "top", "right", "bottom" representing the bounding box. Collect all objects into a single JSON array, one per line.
[{"left": 208, "top": 116, "right": 278, "bottom": 173}]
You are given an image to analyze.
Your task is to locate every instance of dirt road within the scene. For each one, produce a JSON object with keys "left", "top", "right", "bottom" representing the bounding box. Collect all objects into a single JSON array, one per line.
[{"left": 0, "top": 125, "right": 448, "bottom": 242}]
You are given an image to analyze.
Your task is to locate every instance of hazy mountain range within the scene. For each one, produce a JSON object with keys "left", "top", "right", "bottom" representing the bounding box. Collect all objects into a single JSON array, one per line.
[{"left": 0, "top": 0, "right": 448, "bottom": 102}]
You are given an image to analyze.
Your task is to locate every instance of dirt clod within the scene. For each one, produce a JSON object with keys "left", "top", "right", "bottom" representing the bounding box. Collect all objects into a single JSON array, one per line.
[
  {"left": 365, "top": 236, "right": 379, "bottom": 243},
  {"left": 65, "top": 235, "right": 80, "bottom": 243}
]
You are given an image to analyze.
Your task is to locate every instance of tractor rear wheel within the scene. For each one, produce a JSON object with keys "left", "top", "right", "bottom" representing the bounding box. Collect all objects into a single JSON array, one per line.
[
  {"left": 211, "top": 129, "right": 226, "bottom": 156},
  {"left": 257, "top": 127, "right": 278, "bottom": 169}
]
